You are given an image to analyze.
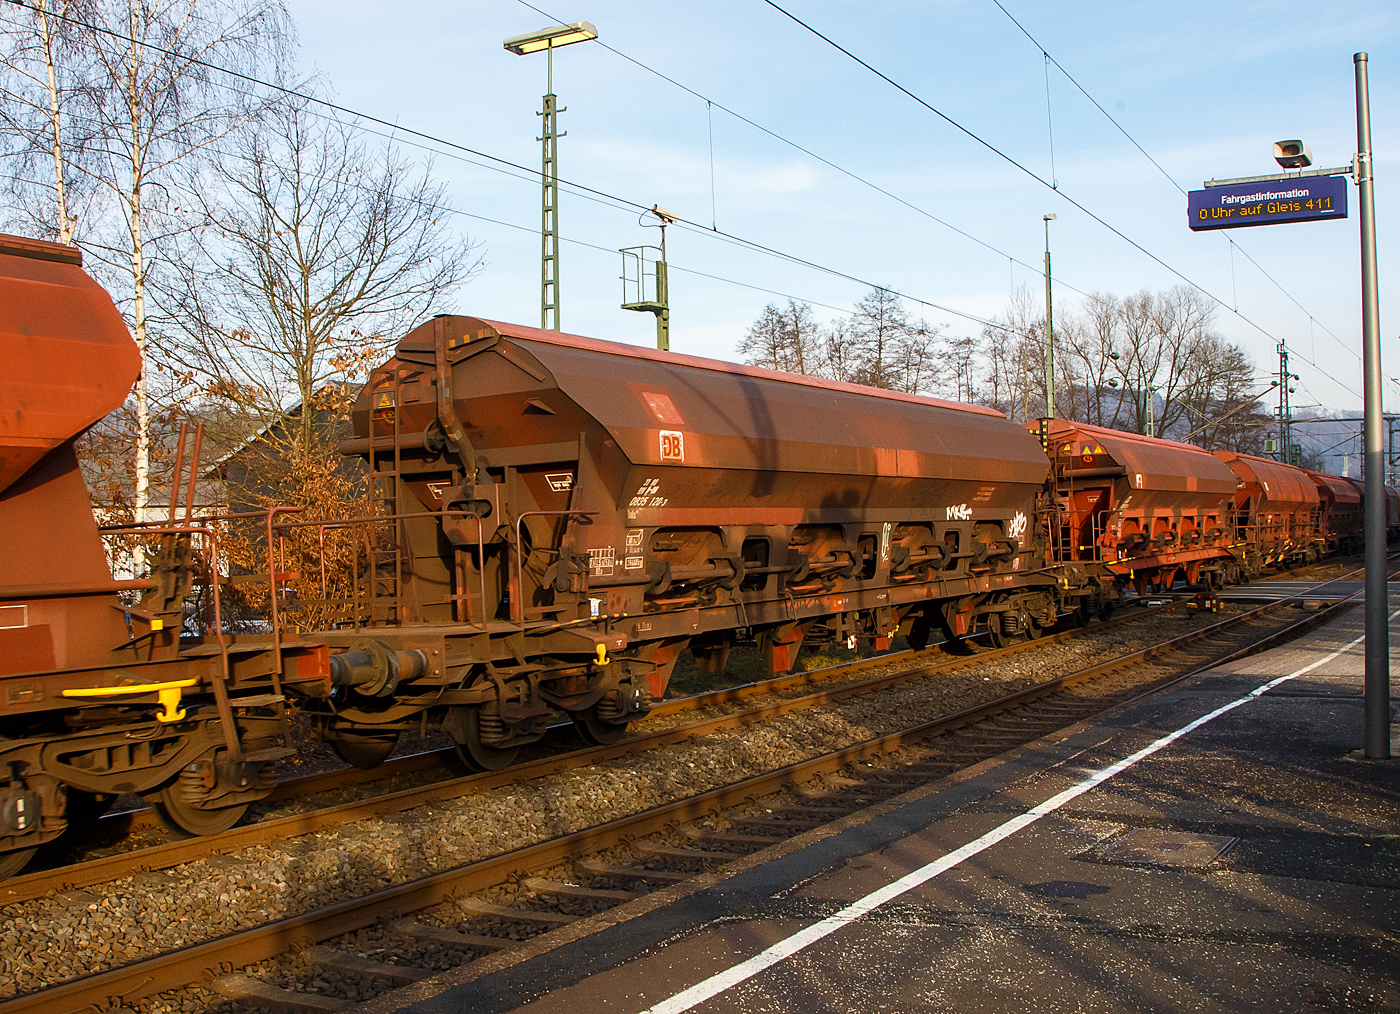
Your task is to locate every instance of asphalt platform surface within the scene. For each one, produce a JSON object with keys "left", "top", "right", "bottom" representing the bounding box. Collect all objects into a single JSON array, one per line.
[{"left": 380, "top": 599, "right": 1400, "bottom": 1014}]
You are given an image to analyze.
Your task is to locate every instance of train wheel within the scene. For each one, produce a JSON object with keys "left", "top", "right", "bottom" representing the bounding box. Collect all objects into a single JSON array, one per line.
[
  {"left": 453, "top": 707, "right": 520, "bottom": 772},
  {"left": 332, "top": 730, "right": 400, "bottom": 770},
  {"left": 0, "top": 847, "right": 36, "bottom": 880},
  {"left": 987, "top": 628, "right": 1018, "bottom": 649},
  {"left": 986, "top": 615, "right": 1020, "bottom": 649},
  {"left": 573, "top": 708, "right": 630, "bottom": 746},
  {"left": 152, "top": 788, "right": 248, "bottom": 837}
]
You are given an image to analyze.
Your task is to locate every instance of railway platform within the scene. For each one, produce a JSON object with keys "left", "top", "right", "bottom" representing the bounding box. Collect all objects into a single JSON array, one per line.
[{"left": 373, "top": 599, "right": 1400, "bottom": 1014}]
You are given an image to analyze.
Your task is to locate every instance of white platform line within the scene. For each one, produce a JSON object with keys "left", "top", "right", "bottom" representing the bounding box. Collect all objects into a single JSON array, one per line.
[{"left": 638, "top": 606, "right": 1393, "bottom": 1014}]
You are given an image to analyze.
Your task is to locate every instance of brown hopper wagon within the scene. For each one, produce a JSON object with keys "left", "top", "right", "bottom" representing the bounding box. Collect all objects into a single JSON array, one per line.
[
  {"left": 308, "top": 315, "right": 1107, "bottom": 770},
  {"left": 1032, "top": 419, "right": 1238, "bottom": 593},
  {"left": 1210, "top": 450, "right": 1322, "bottom": 569},
  {"left": 1306, "top": 470, "right": 1363, "bottom": 555}
]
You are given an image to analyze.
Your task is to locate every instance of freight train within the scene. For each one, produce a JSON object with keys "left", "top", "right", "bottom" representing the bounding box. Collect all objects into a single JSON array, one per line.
[{"left": 0, "top": 232, "right": 1386, "bottom": 878}]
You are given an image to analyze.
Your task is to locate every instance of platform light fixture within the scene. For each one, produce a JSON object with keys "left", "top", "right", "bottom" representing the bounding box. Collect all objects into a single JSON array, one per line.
[
  {"left": 1272, "top": 139, "right": 1313, "bottom": 169},
  {"left": 503, "top": 21, "right": 598, "bottom": 55}
]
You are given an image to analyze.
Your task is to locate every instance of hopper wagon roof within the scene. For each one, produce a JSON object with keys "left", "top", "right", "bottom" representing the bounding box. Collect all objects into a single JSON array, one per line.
[
  {"left": 1211, "top": 451, "right": 1319, "bottom": 508},
  {"left": 1306, "top": 469, "right": 1361, "bottom": 505},
  {"left": 1037, "top": 418, "right": 1237, "bottom": 497},
  {"left": 413, "top": 318, "right": 1052, "bottom": 485}
]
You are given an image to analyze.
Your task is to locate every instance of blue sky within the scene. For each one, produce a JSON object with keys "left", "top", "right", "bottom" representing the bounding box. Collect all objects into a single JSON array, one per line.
[{"left": 285, "top": 0, "right": 1398, "bottom": 415}]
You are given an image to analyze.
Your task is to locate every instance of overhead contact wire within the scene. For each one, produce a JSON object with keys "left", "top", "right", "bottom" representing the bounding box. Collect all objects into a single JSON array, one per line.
[
  {"left": 2, "top": 0, "right": 1016, "bottom": 339},
  {"left": 988, "top": 0, "right": 1368, "bottom": 376},
  {"left": 510, "top": 0, "right": 1094, "bottom": 301},
  {"left": 761, "top": 0, "right": 1362, "bottom": 400}
]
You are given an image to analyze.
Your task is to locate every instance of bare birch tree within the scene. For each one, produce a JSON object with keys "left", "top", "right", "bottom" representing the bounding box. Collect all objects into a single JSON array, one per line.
[
  {"left": 737, "top": 298, "right": 822, "bottom": 376},
  {"left": 168, "top": 95, "right": 482, "bottom": 452},
  {"left": 0, "top": 0, "right": 92, "bottom": 243},
  {"left": 849, "top": 288, "right": 908, "bottom": 389},
  {"left": 75, "top": 0, "right": 291, "bottom": 529},
  {"left": 945, "top": 335, "right": 978, "bottom": 402},
  {"left": 820, "top": 316, "right": 860, "bottom": 384},
  {"left": 738, "top": 302, "right": 791, "bottom": 373},
  {"left": 979, "top": 287, "right": 1047, "bottom": 421}
]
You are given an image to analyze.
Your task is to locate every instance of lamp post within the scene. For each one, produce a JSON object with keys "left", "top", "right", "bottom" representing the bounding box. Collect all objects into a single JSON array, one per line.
[
  {"left": 1043, "top": 213, "right": 1057, "bottom": 417},
  {"left": 504, "top": 21, "right": 599, "bottom": 332},
  {"left": 1354, "top": 52, "right": 1389, "bottom": 759}
]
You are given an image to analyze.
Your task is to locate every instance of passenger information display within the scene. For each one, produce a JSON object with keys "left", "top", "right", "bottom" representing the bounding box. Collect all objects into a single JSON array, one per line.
[{"left": 1187, "top": 174, "right": 1348, "bottom": 231}]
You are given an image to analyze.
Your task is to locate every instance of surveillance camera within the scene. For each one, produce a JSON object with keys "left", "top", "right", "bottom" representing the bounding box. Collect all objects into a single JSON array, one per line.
[
  {"left": 651, "top": 204, "right": 679, "bottom": 224},
  {"left": 1273, "top": 140, "right": 1313, "bottom": 169}
]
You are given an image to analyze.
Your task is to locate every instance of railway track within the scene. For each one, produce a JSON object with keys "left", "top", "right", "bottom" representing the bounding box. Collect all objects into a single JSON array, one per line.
[
  {"left": 4, "top": 597, "right": 1187, "bottom": 905},
  {"left": 0, "top": 564, "right": 1375, "bottom": 1014}
]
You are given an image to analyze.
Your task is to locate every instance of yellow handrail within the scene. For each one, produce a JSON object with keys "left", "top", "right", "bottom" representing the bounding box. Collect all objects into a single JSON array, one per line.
[{"left": 61, "top": 678, "right": 199, "bottom": 723}]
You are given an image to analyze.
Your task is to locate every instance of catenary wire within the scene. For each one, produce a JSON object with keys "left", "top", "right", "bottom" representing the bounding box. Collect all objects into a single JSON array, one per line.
[
  {"left": 515, "top": 0, "right": 1373, "bottom": 403},
  {"left": 988, "top": 0, "right": 1370, "bottom": 377},
  {"left": 511, "top": 0, "right": 1106, "bottom": 304},
  {"left": 0, "top": 1, "right": 1016, "bottom": 336},
  {"left": 761, "top": 0, "right": 1362, "bottom": 401},
  {"left": 4, "top": 0, "right": 1356, "bottom": 387}
]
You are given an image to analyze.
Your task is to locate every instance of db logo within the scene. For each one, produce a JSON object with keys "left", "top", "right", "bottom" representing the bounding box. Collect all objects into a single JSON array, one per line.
[{"left": 659, "top": 430, "right": 685, "bottom": 463}]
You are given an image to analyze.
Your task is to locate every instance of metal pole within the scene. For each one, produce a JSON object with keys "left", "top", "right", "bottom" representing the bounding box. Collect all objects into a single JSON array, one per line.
[
  {"left": 1044, "top": 215, "right": 1055, "bottom": 417},
  {"left": 1356, "top": 52, "right": 1390, "bottom": 759},
  {"left": 539, "top": 42, "right": 562, "bottom": 331},
  {"left": 656, "top": 223, "right": 670, "bottom": 351}
]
